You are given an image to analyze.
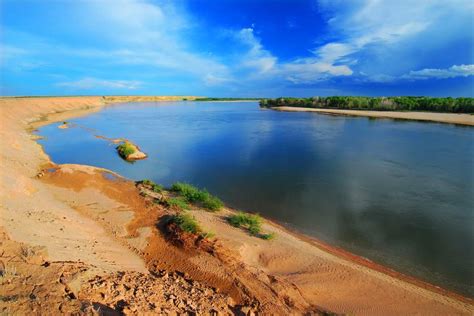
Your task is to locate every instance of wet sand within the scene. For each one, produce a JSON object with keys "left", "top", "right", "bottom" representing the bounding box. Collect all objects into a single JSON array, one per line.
[{"left": 0, "top": 96, "right": 472, "bottom": 314}]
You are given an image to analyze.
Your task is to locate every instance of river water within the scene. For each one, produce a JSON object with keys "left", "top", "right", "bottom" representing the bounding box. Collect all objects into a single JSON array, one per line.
[{"left": 38, "top": 101, "right": 474, "bottom": 296}]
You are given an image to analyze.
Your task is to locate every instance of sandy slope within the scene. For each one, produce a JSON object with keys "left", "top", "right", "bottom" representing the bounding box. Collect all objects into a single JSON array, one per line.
[
  {"left": 192, "top": 209, "right": 473, "bottom": 314},
  {"left": 0, "top": 97, "right": 146, "bottom": 273},
  {"left": 0, "top": 96, "right": 472, "bottom": 315},
  {"left": 272, "top": 106, "right": 474, "bottom": 126}
]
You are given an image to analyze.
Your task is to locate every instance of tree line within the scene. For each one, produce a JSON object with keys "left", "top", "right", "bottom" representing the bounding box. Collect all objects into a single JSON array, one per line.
[{"left": 259, "top": 96, "right": 474, "bottom": 113}]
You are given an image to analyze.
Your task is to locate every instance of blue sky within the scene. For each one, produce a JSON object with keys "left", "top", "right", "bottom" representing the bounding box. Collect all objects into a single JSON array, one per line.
[{"left": 1, "top": 0, "right": 473, "bottom": 97}]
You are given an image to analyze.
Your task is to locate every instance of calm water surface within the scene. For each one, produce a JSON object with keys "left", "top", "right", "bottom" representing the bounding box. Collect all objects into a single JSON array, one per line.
[{"left": 38, "top": 101, "right": 474, "bottom": 296}]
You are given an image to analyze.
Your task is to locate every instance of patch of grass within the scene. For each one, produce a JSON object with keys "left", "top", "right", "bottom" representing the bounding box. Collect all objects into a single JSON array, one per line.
[
  {"left": 140, "top": 179, "right": 163, "bottom": 193},
  {"left": 228, "top": 212, "right": 262, "bottom": 232},
  {"left": 171, "top": 182, "right": 223, "bottom": 211},
  {"left": 117, "top": 141, "right": 136, "bottom": 158},
  {"left": 171, "top": 182, "right": 205, "bottom": 201},
  {"left": 228, "top": 212, "right": 275, "bottom": 240},
  {"left": 170, "top": 213, "right": 215, "bottom": 239},
  {"left": 142, "top": 179, "right": 154, "bottom": 186},
  {"left": 201, "top": 195, "right": 224, "bottom": 211},
  {"left": 171, "top": 212, "right": 201, "bottom": 234},
  {"left": 260, "top": 232, "right": 276, "bottom": 240},
  {"left": 166, "top": 197, "right": 190, "bottom": 210},
  {"left": 152, "top": 184, "right": 163, "bottom": 193}
]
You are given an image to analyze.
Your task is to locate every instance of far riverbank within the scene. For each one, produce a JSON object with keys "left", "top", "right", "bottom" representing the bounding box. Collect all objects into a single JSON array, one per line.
[{"left": 270, "top": 106, "right": 474, "bottom": 126}]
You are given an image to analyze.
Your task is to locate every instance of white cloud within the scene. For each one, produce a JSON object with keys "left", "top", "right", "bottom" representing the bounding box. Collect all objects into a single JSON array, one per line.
[
  {"left": 235, "top": 28, "right": 352, "bottom": 83},
  {"left": 204, "top": 74, "right": 234, "bottom": 86},
  {"left": 57, "top": 78, "right": 142, "bottom": 90},
  {"left": 2, "top": 0, "right": 231, "bottom": 86},
  {"left": 237, "top": 28, "right": 277, "bottom": 74},
  {"left": 232, "top": 0, "right": 453, "bottom": 84},
  {"left": 403, "top": 64, "right": 474, "bottom": 80},
  {"left": 305, "top": 0, "right": 474, "bottom": 82}
]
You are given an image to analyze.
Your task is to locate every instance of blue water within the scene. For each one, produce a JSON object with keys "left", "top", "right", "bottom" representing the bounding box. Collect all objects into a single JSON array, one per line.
[{"left": 38, "top": 101, "right": 474, "bottom": 296}]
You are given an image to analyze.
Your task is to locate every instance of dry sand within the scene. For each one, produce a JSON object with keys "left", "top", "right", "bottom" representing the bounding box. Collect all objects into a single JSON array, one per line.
[
  {"left": 272, "top": 106, "right": 474, "bottom": 126},
  {"left": 0, "top": 96, "right": 472, "bottom": 315}
]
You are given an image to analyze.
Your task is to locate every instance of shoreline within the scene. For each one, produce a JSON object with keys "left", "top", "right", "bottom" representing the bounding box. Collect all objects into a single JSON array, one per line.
[
  {"left": 270, "top": 106, "right": 474, "bottom": 126},
  {"left": 1, "top": 96, "right": 472, "bottom": 314},
  {"left": 264, "top": 216, "right": 472, "bottom": 304}
]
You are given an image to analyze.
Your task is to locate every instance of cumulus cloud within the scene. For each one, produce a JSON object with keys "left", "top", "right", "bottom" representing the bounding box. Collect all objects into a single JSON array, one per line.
[
  {"left": 236, "top": 28, "right": 352, "bottom": 83},
  {"left": 403, "top": 64, "right": 474, "bottom": 80},
  {"left": 57, "top": 78, "right": 142, "bottom": 90},
  {"left": 237, "top": 28, "right": 277, "bottom": 74},
  {"left": 2, "top": 0, "right": 473, "bottom": 95},
  {"left": 1, "top": 0, "right": 230, "bottom": 88},
  {"left": 234, "top": 0, "right": 474, "bottom": 85}
]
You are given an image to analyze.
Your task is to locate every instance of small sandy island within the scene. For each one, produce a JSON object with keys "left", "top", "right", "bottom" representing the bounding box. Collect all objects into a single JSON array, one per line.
[
  {"left": 116, "top": 141, "right": 148, "bottom": 161},
  {"left": 0, "top": 96, "right": 472, "bottom": 314},
  {"left": 272, "top": 106, "right": 474, "bottom": 126}
]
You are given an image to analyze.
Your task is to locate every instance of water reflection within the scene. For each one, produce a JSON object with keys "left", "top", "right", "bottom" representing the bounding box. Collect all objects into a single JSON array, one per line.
[{"left": 38, "top": 101, "right": 474, "bottom": 296}]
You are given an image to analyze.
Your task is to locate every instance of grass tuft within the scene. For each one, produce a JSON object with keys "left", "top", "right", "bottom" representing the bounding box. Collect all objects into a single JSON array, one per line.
[
  {"left": 172, "top": 212, "right": 201, "bottom": 234},
  {"left": 227, "top": 212, "right": 275, "bottom": 240},
  {"left": 166, "top": 197, "right": 190, "bottom": 210},
  {"left": 117, "top": 141, "right": 136, "bottom": 159},
  {"left": 171, "top": 182, "right": 223, "bottom": 211},
  {"left": 140, "top": 179, "right": 163, "bottom": 193},
  {"left": 170, "top": 213, "right": 215, "bottom": 239},
  {"left": 260, "top": 232, "right": 276, "bottom": 240}
]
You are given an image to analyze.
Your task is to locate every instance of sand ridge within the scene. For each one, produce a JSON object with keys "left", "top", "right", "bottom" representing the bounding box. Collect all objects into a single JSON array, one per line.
[{"left": 0, "top": 96, "right": 473, "bottom": 314}]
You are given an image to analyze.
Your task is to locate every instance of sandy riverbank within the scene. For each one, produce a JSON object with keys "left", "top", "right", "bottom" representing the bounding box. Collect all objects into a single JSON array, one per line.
[
  {"left": 1, "top": 96, "right": 472, "bottom": 314},
  {"left": 271, "top": 106, "right": 474, "bottom": 126}
]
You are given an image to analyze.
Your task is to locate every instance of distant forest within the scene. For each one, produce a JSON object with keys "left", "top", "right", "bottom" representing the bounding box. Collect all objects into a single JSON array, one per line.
[{"left": 260, "top": 97, "right": 474, "bottom": 113}]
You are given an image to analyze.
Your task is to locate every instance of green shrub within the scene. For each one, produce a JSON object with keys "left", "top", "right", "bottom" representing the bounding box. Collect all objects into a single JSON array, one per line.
[
  {"left": 260, "top": 232, "right": 276, "bottom": 240},
  {"left": 228, "top": 212, "right": 275, "bottom": 240},
  {"left": 228, "top": 212, "right": 262, "bottom": 235},
  {"left": 117, "top": 141, "right": 136, "bottom": 158},
  {"left": 172, "top": 213, "right": 200, "bottom": 234},
  {"left": 171, "top": 182, "right": 223, "bottom": 211},
  {"left": 201, "top": 195, "right": 224, "bottom": 211},
  {"left": 171, "top": 182, "right": 204, "bottom": 201},
  {"left": 142, "top": 179, "right": 154, "bottom": 186},
  {"left": 152, "top": 184, "right": 163, "bottom": 193},
  {"left": 171, "top": 213, "right": 214, "bottom": 238},
  {"left": 166, "top": 197, "right": 190, "bottom": 210}
]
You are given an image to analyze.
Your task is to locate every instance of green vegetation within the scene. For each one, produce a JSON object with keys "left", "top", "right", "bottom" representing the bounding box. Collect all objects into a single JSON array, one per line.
[
  {"left": 171, "top": 212, "right": 214, "bottom": 238},
  {"left": 171, "top": 182, "right": 223, "bottom": 211},
  {"left": 116, "top": 141, "right": 136, "bottom": 158},
  {"left": 166, "top": 197, "right": 190, "bottom": 210},
  {"left": 171, "top": 212, "right": 201, "bottom": 234},
  {"left": 228, "top": 212, "right": 275, "bottom": 240},
  {"left": 260, "top": 96, "right": 474, "bottom": 113},
  {"left": 195, "top": 97, "right": 262, "bottom": 101},
  {"left": 140, "top": 179, "right": 163, "bottom": 193}
]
